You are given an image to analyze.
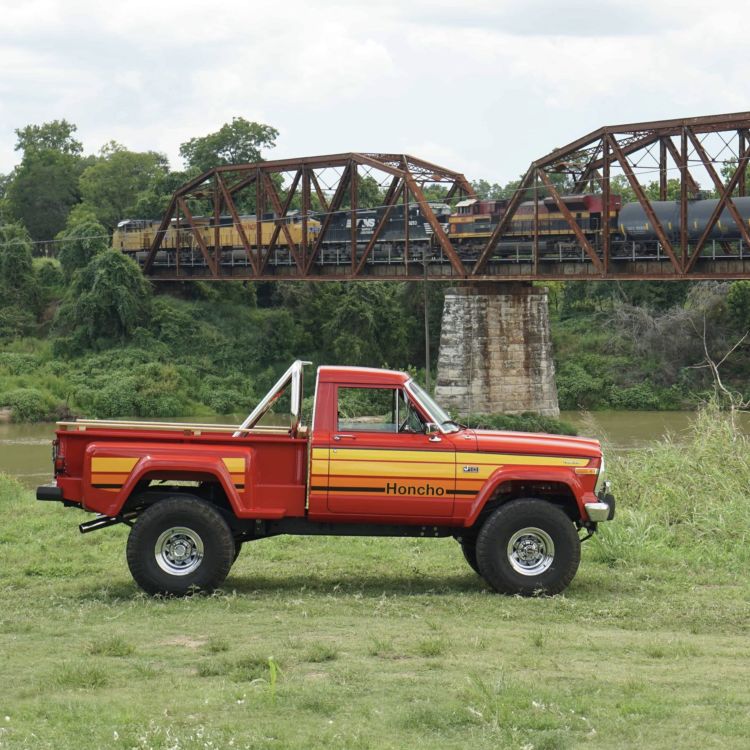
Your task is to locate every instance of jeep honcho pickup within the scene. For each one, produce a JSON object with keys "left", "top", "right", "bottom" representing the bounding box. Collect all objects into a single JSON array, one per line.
[{"left": 37, "top": 361, "right": 614, "bottom": 596}]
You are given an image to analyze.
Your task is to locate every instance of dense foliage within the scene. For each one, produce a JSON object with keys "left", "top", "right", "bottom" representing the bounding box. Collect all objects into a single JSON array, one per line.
[{"left": 2, "top": 117, "right": 750, "bottom": 422}]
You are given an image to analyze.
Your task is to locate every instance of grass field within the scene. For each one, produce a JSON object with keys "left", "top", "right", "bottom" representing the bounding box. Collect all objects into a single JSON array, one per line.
[{"left": 1, "top": 410, "right": 749, "bottom": 750}]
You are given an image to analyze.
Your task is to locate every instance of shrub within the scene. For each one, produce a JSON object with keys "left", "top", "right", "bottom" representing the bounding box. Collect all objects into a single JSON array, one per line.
[
  {"left": 592, "top": 407, "right": 750, "bottom": 569},
  {"left": 0, "top": 387, "right": 58, "bottom": 422},
  {"left": 52, "top": 250, "right": 153, "bottom": 352}
]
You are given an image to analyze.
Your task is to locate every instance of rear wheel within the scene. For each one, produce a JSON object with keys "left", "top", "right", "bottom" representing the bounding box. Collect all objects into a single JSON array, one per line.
[
  {"left": 476, "top": 499, "right": 580, "bottom": 596},
  {"left": 126, "top": 496, "right": 235, "bottom": 596}
]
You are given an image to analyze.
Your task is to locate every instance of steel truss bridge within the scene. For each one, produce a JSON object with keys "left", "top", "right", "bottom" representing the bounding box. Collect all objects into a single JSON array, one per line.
[{"left": 141, "top": 112, "right": 750, "bottom": 282}]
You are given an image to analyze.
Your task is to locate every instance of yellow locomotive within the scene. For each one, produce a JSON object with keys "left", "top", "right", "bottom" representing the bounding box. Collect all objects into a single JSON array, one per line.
[{"left": 113, "top": 213, "right": 321, "bottom": 255}]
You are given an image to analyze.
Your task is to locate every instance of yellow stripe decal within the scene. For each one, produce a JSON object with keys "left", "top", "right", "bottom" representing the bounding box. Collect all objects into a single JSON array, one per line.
[
  {"left": 330, "top": 448, "right": 454, "bottom": 463},
  {"left": 329, "top": 460, "right": 455, "bottom": 479},
  {"left": 457, "top": 452, "right": 589, "bottom": 467},
  {"left": 222, "top": 458, "right": 245, "bottom": 473},
  {"left": 91, "top": 457, "right": 138, "bottom": 472}
]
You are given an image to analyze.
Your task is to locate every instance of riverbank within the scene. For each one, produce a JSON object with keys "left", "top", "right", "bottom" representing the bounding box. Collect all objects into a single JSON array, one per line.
[{"left": 1, "top": 409, "right": 748, "bottom": 749}]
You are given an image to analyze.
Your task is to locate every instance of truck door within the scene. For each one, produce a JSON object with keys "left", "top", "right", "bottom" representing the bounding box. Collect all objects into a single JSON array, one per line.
[{"left": 324, "top": 385, "right": 455, "bottom": 518}]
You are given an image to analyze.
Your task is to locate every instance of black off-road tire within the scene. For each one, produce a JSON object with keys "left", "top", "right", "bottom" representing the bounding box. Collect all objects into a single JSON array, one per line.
[
  {"left": 232, "top": 540, "right": 243, "bottom": 563},
  {"left": 476, "top": 499, "right": 580, "bottom": 596},
  {"left": 459, "top": 538, "right": 481, "bottom": 575},
  {"left": 126, "top": 496, "right": 236, "bottom": 596}
]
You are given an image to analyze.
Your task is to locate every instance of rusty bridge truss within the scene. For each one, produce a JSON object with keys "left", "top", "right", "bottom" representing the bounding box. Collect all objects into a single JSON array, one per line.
[{"left": 141, "top": 112, "right": 750, "bottom": 282}]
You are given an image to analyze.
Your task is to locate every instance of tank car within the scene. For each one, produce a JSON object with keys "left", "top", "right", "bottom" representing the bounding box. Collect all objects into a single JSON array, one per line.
[{"left": 619, "top": 197, "right": 750, "bottom": 242}]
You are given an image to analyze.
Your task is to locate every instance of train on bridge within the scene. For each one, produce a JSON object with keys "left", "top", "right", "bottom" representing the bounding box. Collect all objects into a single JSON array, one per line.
[{"left": 113, "top": 193, "right": 750, "bottom": 269}]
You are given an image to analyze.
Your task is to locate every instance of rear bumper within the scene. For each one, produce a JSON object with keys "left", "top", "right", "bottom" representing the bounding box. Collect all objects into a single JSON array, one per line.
[{"left": 36, "top": 483, "right": 63, "bottom": 502}]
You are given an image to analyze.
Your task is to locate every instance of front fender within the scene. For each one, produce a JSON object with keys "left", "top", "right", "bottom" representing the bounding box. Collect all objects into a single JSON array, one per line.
[{"left": 464, "top": 467, "right": 585, "bottom": 527}]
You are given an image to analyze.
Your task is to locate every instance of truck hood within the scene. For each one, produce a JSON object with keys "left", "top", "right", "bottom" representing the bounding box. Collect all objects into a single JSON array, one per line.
[{"left": 465, "top": 429, "right": 601, "bottom": 459}]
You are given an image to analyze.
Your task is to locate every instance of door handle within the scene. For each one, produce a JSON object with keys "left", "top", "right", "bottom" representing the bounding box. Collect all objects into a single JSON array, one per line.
[{"left": 333, "top": 434, "right": 356, "bottom": 441}]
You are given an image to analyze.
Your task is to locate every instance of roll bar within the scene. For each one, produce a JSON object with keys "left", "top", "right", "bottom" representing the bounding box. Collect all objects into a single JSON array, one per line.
[{"left": 233, "top": 360, "right": 312, "bottom": 437}]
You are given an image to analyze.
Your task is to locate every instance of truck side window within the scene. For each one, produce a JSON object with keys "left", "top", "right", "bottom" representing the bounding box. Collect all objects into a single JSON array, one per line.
[{"left": 337, "top": 387, "right": 399, "bottom": 433}]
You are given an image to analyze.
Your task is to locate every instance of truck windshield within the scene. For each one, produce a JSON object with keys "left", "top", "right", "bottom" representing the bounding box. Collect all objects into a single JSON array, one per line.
[{"left": 407, "top": 381, "right": 460, "bottom": 433}]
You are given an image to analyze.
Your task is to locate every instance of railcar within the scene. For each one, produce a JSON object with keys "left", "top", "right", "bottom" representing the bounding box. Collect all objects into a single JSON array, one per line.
[
  {"left": 113, "top": 213, "right": 321, "bottom": 255},
  {"left": 113, "top": 193, "right": 750, "bottom": 270},
  {"left": 619, "top": 197, "right": 750, "bottom": 242}
]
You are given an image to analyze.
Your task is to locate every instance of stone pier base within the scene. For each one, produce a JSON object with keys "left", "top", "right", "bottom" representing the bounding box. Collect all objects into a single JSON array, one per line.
[{"left": 434, "top": 283, "right": 559, "bottom": 417}]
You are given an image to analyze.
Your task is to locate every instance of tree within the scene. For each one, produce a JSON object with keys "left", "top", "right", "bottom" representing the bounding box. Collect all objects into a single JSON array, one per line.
[
  {"left": 0, "top": 228, "right": 39, "bottom": 336},
  {"left": 79, "top": 143, "right": 169, "bottom": 229},
  {"left": 4, "top": 119, "right": 90, "bottom": 239},
  {"left": 645, "top": 178, "right": 685, "bottom": 201},
  {"left": 179, "top": 118, "right": 278, "bottom": 173},
  {"left": 341, "top": 175, "right": 385, "bottom": 209},
  {"left": 727, "top": 280, "right": 750, "bottom": 331},
  {"left": 129, "top": 169, "right": 193, "bottom": 219},
  {"left": 6, "top": 150, "right": 81, "bottom": 239},
  {"left": 14, "top": 119, "right": 83, "bottom": 157},
  {"left": 471, "top": 179, "right": 507, "bottom": 199},
  {"left": 0, "top": 231, "right": 37, "bottom": 308},
  {"left": 56, "top": 221, "right": 109, "bottom": 281},
  {"left": 53, "top": 250, "right": 153, "bottom": 351},
  {"left": 422, "top": 184, "right": 449, "bottom": 202},
  {"left": 0, "top": 173, "right": 10, "bottom": 223}
]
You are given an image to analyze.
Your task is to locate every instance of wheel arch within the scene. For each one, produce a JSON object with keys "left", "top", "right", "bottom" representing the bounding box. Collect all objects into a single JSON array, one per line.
[
  {"left": 465, "top": 469, "right": 583, "bottom": 530},
  {"left": 116, "top": 460, "right": 242, "bottom": 518}
]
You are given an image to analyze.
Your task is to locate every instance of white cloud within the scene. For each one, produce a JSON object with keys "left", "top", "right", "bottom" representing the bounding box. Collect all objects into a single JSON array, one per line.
[{"left": 0, "top": 0, "right": 749, "bottom": 188}]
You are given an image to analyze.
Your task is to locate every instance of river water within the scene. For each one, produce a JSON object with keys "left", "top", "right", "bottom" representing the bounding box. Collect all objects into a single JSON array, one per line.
[{"left": 3, "top": 410, "right": 745, "bottom": 489}]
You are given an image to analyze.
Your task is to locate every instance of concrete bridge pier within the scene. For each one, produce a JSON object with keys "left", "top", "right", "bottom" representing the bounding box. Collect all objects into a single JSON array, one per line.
[{"left": 434, "top": 283, "right": 559, "bottom": 417}]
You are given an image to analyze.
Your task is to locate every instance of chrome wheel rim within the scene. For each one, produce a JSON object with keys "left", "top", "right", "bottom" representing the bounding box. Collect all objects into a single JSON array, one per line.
[
  {"left": 507, "top": 527, "right": 555, "bottom": 576},
  {"left": 155, "top": 527, "right": 204, "bottom": 576}
]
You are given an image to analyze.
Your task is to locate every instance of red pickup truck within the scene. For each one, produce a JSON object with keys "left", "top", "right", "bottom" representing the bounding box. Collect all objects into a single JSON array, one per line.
[{"left": 37, "top": 361, "right": 614, "bottom": 596}]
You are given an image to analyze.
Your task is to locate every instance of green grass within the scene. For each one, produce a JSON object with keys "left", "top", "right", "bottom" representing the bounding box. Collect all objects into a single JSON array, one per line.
[{"left": 1, "top": 410, "right": 749, "bottom": 748}]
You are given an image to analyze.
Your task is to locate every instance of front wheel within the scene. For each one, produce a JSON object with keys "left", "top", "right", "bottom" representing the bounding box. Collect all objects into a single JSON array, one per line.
[
  {"left": 457, "top": 537, "right": 480, "bottom": 575},
  {"left": 476, "top": 499, "right": 580, "bottom": 596},
  {"left": 126, "top": 496, "right": 236, "bottom": 596}
]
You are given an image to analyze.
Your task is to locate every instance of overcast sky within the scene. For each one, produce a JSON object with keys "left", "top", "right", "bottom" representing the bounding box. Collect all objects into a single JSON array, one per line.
[{"left": 1, "top": 0, "right": 748, "bottom": 185}]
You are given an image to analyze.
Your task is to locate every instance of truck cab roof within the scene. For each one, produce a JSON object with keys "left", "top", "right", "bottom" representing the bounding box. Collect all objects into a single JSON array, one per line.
[{"left": 317, "top": 366, "right": 409, "bottom": 386}]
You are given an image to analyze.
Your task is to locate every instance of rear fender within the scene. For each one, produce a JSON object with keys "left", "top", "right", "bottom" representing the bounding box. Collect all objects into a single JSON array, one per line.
[
  {"left": 84, "top": 445, "right": 244, "bottom": 517},
  {"left": 121, "top": 457, "right": 241, "bottom": 513},
  {"left": 465, "top": 467, "right": 583, "bottom": 527}
]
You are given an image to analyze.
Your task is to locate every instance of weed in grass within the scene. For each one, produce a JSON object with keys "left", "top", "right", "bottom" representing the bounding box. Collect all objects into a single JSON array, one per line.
[
  {"left": 267, "top": 656, "right": 282, "bottom": 702},
  {"left": 465, "top": 672, "right": 515, "bottom": 731},
  {"left": 198, "top": 653, "right": 272, "bottom": 682},
  {"left": 533, "top": 731, "right": 573, "bottom": 750},
  {"left": 398, "top": 700, "right": 473, "bottom": 732},
  {"left": 645, "top": 643, "right": 667, "bottom": 659},
  {"left": 529, "top": 629, "right": 547, "bottom": 649},
  {"left": 296, "top": 691, "right": 339, "bottom": 716},
  {"left": 303, "top": 642, "right": 338, "bottom": 663},
  {"left": 53, "top": 663, "right": 109, "bottom": 689},
  {"left": 88, "top": 635, "right": 134, "bottom": 657},
  {"left": 416, "top": 637, "right": 447, "bottom": 657},
  {"left": 367, "top": 635, "right": 396, "bottom": 658},
  {"left": 204, "top": 636, "right": 230, "bottom": 654}
]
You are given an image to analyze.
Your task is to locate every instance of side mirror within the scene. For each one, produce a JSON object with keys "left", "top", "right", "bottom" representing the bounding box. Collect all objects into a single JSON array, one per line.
[{"left": 424, "top": 422, "right": 440, "bottom": 436}]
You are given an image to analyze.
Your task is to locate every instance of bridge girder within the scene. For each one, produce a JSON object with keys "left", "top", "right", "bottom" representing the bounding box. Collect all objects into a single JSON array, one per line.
[
  {"left": 143, "top": 153, "right": 475, "bottom": 279},
  {"left": 142, "top": 113, "right": 750, "bottom": 282}
]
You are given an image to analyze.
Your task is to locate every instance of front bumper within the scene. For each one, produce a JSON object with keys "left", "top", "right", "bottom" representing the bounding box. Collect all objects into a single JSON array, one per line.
[{"left": 585, "top": 482, "right": 616, "bottom": 522}]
